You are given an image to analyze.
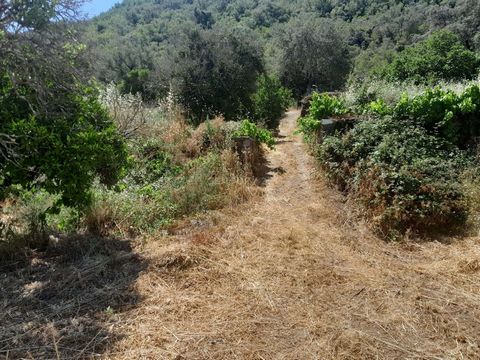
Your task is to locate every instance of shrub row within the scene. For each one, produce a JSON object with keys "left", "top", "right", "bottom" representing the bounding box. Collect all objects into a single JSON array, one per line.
[
  {"left": 318, "top": 117, "right": 469, "bottom": 238},
  {"left": 303, "top": 87, "right": 480, "bottom": 238}
]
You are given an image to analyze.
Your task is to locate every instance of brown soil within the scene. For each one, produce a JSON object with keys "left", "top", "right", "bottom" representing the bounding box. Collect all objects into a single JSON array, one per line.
[{"left": 2, "top": 110, "right": 480, "bottom": 359}]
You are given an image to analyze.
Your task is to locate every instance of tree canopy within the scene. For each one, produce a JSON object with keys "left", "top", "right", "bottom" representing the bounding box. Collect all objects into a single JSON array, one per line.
[
  {"left": 81, "top": 0, "right": 480, "bottom": 99},
  {"left": 159, "top": 25, "right": 263, "bottom": 121},
  {"left": 0, "top": 0, "right": 128, "bottom": 209},
  {"left": 384, "top": 30, "right": 479, "bottom": 83}
]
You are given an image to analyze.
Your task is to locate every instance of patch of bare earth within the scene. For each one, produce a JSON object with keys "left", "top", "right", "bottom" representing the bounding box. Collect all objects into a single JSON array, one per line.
[{"left": 2, "top": 110, "right": 480, "bottom": 359}]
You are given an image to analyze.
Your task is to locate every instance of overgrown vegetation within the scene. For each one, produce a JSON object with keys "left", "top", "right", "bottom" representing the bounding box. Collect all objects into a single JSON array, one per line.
[
  {"left": 298, "top": 26, "right": 480, "bottom": 239},
  {"left": 301, "top": 84, "right": 480, "bottom": 238},
  {"left": 250, "top": 74, "right": 292, "bottom": 129},
  {"left": 1, "top": 1, "right": 285, "bottom": 258},
  {"left": 297, "top": 93, "right": 348, "bottom": 142},
  {"left": 379, "top": 31, "right": 479, "bottom": 84},
  {"left": 3, "top": 0, "right": 480, "bottom": 252},
  {"left": 319, "top": 116, "right": 469, "bottom": 238},
  {"left": 1, "top": 89, "right": 267, "bottom": 256}
]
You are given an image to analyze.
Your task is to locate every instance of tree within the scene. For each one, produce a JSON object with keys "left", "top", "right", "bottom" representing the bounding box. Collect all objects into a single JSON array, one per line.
[
  {"left": 251, "top": 74, "right": 292, "bottom": 129},
  {"left": 275, "top": 18, "right": 351, "bottom": 98},
  {"left": 161, "top": 25, "right": 263, "bottom": 122},
  {"left": 384, "top": 30, "right": 480, "bottom": 83},
  {"left": 194, "top": 8, "right": 215, "bottom": 29},
  {"left": 0, "top": 0, "right": 128, "bottom": 209},
  {"left": 121, "top": 68, "right": 156, "bottom": 100}
]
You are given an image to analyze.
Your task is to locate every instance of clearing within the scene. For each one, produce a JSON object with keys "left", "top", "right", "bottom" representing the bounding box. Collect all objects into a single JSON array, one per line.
[{"left": 2, "top": 110, "right": 480, "bottom": 359}]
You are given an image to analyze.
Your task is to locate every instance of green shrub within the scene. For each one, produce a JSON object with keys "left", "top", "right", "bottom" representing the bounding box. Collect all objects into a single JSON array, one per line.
[
  {"left": 128, "top": 139, "right": 183, "bottom": 184},
  {"left": 318, "top": 117, "right": 469, "bottom": 238},
  {"left": 93, "top": 150, "right": 246, "bottom": 235},
  {"left": 365, "top": 99, "right": 392, "bottom": 116},
  {"left": 234, "top": 120, "right": 276, "bottom": 149},
  {"left": 297, "top": 92, "right": 348, "bottom": 142},
  {"left": 297, "top": 116, "right": 323, "bottom": 139},
  {"left": 0, "top": 189, "right": 80, "bottom": 256},
  {"left": 393, "top": 85, "right": 480, "bottom": 147},
  {"left": 308, "top": 92, "right": 348, "bottom": 120},
  {"left": 383, "top": 30, "right": 480, "bottom": 84},
  {"left": 0, "top": 77, "right": 129, "bottom": 210},
  {"left": 251, "top": 74, "right": 293, "bottom": 129}
]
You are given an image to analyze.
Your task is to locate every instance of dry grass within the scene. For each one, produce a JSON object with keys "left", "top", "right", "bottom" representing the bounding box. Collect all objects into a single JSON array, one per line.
[{"left": 2, "top": 111, "right": 480, "bottom": 359}]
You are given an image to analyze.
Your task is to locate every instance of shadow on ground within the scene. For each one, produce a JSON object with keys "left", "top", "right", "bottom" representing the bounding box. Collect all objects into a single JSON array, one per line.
[
  {"left": 253, "top": 150, "right": 286, "bottom": 187},
  {"left": 0, "top": 234, "right": 146, "bottom": 359}
]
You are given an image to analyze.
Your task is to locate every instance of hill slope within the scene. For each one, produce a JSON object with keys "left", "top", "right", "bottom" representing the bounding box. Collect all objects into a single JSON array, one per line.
[{"left": 83, "top": 0, "right": 480, "bottom": 85}]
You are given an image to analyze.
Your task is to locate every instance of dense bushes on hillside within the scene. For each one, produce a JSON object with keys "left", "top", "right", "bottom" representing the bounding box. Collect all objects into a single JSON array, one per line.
[
  {"left": 319, "top": 117, "right": 469, "bottom": 237},
  {"left": 351, "top": 30, "right": 480, "bottom": 84},
  {"left": 83, "top": 0, "right": 480, "bottom": 101},
  {"left": 382, "top": 31, "right": 479, "bottom": 84},
  {"left": 393, "top": 85, "right": 480, "bottom": 147}
]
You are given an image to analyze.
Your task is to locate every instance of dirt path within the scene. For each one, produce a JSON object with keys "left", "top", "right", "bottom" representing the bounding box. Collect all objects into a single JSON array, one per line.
[{"left": 110, "top": 110, "right": 480, "bottom": 359}]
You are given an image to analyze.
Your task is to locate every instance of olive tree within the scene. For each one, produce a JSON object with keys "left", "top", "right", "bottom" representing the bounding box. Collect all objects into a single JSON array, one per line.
[
  {"left": 275, "top": 18, "right": 351, "bottom": 98},
  {"left": 159, "top": 25, "right": 263, "bottom": 122}
]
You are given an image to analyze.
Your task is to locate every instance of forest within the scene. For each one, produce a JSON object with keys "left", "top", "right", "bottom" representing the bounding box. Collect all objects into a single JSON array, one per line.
[{"left": 1, "top": 0, "right": 480, "bottom": 358}]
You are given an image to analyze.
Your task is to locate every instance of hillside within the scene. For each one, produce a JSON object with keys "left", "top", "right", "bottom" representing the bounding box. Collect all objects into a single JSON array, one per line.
[{"left": 83, "top": 0, "right": 480, "bottom": 89}]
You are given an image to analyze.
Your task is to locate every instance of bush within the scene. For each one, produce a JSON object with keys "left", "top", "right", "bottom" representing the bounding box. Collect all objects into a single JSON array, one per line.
[
  {"left": 0, "top": 189, "right": 80, "bottom": 256},
  {"left": 92, "top": 150, "right": 251, "bottom": 235},
  {"left": 234, "top": 120, "right": 276, "bottom": 149},
  {"left": 308, "top": 92, "right": 348, "bottom": 120},
  {"left": 0, "top": 78, "right": 129, "bottom": 210},
  {"left": 100, "top": 83, "right": 154, "bottom": 139},
  {"left": 297, "top": 92, "right": 348, "bottom": 142},
  {"left": 383, "top": 30, "right": 480, "bottom": 84},
  {"left": 318, "top": 117, "right": 469, "bottom": 238},
  {"left": 251, "top": 74, "right": 292, "bottom": 129},
  {"left": 393, "top": 85, "right": 480, "bottom": 147},
  {"left": 187, "top": 117, "right": 239, "bottom": 156},
  {"left": 365, "top": 99, "right": 392, "bottom": 116},
  {"left": 73, "top": 110, "right": 257, "bottom": 237}
]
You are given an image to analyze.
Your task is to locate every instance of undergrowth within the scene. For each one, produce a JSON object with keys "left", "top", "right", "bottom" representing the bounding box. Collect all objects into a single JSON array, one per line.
[
  {"left": 0, "top": 91, "right": 268, "bottom": 257},
  {"left": 304, "top": 85, "right": 480, "bottom": 239}
]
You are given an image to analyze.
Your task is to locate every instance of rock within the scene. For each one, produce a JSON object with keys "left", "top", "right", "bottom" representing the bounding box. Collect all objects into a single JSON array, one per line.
[{"left": 317, "top": 117, "right": 359, "bottom": 142}]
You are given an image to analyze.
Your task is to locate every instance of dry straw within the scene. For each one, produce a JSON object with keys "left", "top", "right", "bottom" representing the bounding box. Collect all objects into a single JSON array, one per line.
[{"left": 2, "top": 111, "right": 480, "bottom": 359}]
